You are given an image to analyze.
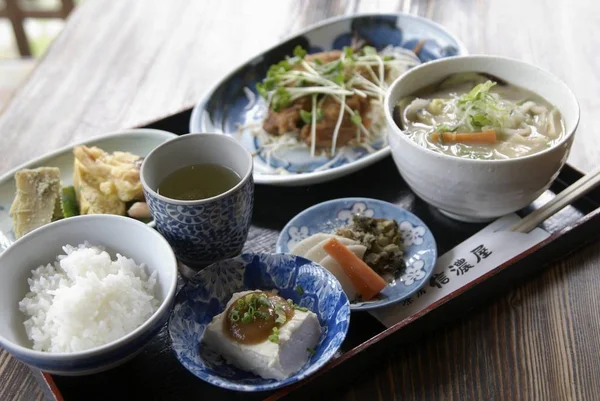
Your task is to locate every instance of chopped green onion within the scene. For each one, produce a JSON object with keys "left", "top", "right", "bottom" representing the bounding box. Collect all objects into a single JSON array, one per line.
[
  {"left": 295, "top": 285, "right": 305, "bottom": 295},
  {"left": 241, "top": 312, "right": 252, "bottom": 324},
  {"left": 306, "top": 347, "right": 316, "bottom": 355},
  {"left": 268, "top": 327, "right": 280, "bottom": 343},
  {"left": 237, "top": 298, "right": 245, "bottom": 308},
  {"left": 229, "top": 310, "right": 240, "bottom": 322},
  {"left": 255, "top": 310, "right": 268, "bottom": 320},
  {"left": 275, "top": 308, "right": 287, "bottom": 325}
]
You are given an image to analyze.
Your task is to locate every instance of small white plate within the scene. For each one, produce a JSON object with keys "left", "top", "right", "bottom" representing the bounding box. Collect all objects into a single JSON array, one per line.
[{"left": 0, "top": 128, "right": 177, "bottom": 252}]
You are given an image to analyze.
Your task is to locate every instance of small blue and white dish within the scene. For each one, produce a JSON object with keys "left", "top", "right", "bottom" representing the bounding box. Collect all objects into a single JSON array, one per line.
[
  {"left": 276, "top": 198, "right": 437, "bottom": 311},
  {"left": 168, "top": 252, "right": 350, "bottom": 392},
  {"left": 190, "top": 13, "right": 467, "bottom": 186}
]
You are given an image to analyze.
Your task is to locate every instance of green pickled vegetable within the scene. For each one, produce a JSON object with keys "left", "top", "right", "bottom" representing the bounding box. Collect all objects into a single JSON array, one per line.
[{"left": 60, "top": 186, "right": 79, "bottom": 218}]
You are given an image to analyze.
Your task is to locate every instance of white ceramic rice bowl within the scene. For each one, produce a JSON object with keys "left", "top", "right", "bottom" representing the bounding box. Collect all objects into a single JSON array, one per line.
[{"left": 0, "top": 215, "right": 178, "bottom": 375}]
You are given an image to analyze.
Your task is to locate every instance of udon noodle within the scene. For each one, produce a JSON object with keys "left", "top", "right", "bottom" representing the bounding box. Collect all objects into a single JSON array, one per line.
[{"left": 394, "top": 72, "right": 564, "bottom": 160}]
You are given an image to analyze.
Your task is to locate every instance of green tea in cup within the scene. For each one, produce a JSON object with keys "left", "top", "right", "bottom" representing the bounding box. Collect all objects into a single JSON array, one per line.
[{"left": 157, "top": 163, "right": 241, "bottom": 201}]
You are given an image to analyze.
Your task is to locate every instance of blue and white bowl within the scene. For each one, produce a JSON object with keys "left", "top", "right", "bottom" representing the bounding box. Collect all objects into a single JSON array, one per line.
[
  {"left": 168, "top": 252, "right": 350, "bottom": 392},
  {"left": 277, "top": 198, "right": 437, "bottom": 310},
  {"left": 190, "top": 13, "right": 467, "bottom": 186}
]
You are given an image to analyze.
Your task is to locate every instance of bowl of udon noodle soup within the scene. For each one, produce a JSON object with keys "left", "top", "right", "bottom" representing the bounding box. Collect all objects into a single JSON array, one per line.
[{"left": 384, "top": 55, "right": 579, "bottom": 222}]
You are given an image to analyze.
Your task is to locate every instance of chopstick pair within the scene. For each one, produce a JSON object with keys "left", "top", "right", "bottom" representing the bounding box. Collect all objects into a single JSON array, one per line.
[{"left": 509, "top": 165, "right": 600, "bottom": 233}]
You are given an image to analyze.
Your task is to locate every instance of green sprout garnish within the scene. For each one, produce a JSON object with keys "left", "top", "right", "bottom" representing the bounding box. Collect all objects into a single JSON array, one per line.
[
  {"left": 351, "top": 112, "right": 362, "bottom": 126},
  {"left": 343, "top": 46, "right": 354, "bottom": 59},
  {"left": 293, "top": 45, "right": 307, "bottom": 59}
]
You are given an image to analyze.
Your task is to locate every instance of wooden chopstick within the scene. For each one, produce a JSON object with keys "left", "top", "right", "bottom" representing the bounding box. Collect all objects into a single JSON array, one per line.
[{"left": 509, "top": 165, "right": 600, "bottom": 233}]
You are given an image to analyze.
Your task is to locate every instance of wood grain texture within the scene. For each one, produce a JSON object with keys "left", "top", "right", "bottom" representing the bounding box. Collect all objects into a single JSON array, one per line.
[{"left": 1, "top": 0, "right": 600, "bottom": 400}]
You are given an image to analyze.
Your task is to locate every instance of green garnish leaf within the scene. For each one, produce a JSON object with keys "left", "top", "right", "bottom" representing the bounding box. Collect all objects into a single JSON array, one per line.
[
  {"left": 316, "top": 108, "right": 324, "bottom": 122},
  {"left": 313, "top": 58, "right": 323, "bottom": 65},
  {"left": 322, "top": 60, "right": 342, "bottom": 75},
  {"left": 300, "top": 110, "right": 312, "bottom": 124},
  {"left": 343, "top": 46, "right": 353, "bottom": 59},
  {"left": 351, "top": 112, "right": 362, "bottom": 126},
  {"left": 362, "top": 46, "right": 377, "bottom": 56},
  {"left": 458, "top": 80, "right": 497, "bottom": 105},
  {"left": 382, "top": 55, "right": 393, "bottom": 61},
  {"left": 293, "top": 45, "right": 307, "bottom": 59},
  {"left": 295, "top": 285, "right": 305, "bottom": 295},
  {"left": 333, "top": 72, "right": 345, "bottom": 86},
  {"left": 294, "top": 305, "right": 309, "bottom": 312},
  {"left": 306, "top": 347, "right": 316, "bottom": 355},
  {"left": 470, "top": 113, "right": 493, "bottom": 127}
]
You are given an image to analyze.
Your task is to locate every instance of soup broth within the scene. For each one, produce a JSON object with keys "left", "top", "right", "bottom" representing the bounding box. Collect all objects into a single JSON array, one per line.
[
  {"left": 394, "top": 72, "right": 565, "bottom": 160},
  {"left": 157, "top": 163, "right": 241, "bottom": 201}
]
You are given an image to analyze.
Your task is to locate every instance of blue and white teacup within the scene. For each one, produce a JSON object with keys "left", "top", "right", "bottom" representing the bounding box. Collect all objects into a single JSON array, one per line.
[{"left": 141, "top": 133, "right": 254, "bottom": 267}]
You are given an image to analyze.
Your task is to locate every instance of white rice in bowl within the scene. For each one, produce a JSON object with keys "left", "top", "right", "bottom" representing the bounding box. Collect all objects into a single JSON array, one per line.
[{"left": 18, "top": 243, "right": 159, "bottom": 353}]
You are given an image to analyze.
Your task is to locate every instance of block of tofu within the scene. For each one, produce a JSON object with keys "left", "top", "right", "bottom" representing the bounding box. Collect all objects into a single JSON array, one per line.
[
  {"left": 201, "top": 291, "right": 321, "bottom": 380},
  {"left": 9, "top": 167, "right": 61, "bottom": 238}
]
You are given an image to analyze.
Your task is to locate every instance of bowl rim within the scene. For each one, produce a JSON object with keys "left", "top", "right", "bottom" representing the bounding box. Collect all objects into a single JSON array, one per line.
[
  {"left": 384, "top": 54, "right": 581, "bottom": 164},
  {"left": 168, "top": 251, "right": 351, "bottom": 392},
  {"left": 140, "top": 133, "right": 253, "bottom": 205},
  {"left": 0, "top": 214, "right": 179, "bottom": 361}
]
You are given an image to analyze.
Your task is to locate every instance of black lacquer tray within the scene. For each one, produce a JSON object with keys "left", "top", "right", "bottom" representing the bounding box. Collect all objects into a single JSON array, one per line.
[{"left": 32, "top": 108, "right": 600, "bottom": 401}]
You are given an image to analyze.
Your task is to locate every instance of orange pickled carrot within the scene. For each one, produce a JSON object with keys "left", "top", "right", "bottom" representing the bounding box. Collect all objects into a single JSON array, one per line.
[
  {"left": 323, "top": 238, "right": 387, "bottom": 301},
  {"left": 430, "top": 130, "right": 497, "bottom": 144}
]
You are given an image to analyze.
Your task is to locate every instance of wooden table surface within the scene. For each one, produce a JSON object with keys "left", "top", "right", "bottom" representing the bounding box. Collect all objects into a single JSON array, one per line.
[{"left": 1, "top": 0, "right": 600, "bottom": 400}]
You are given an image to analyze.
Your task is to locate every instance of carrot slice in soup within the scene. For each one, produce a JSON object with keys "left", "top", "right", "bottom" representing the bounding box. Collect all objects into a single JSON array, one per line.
[
  {"left": 431, "top": 130, "right": 497, "bottom": 144},
  {"left": 323, "top": 238, "right": 387, "bottom": 301}
]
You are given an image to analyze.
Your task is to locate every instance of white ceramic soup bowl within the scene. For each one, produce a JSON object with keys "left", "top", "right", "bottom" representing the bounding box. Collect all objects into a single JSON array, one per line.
[
  {"left": 384, "top": 55, "right": 580, "bottom": 222},
  {"left": 0, "top": 215, "right": 178, "bottom": 376}
]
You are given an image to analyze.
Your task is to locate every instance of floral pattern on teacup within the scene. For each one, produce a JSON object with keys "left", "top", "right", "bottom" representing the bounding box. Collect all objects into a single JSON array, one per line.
[
  {"left": 336, "top": 202, "right": 374, "bottom": 222},
  {"left": 287, "top": 225, "right": 310, "bottom": 250},
  {"left": 399, "top": 221, "right": 426, "bottom": 247},
  {"left": 401, "top": 260, "right": 426, "bottom": 286}
]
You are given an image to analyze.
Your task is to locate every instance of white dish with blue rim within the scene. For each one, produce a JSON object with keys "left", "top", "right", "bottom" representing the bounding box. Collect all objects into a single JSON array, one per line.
[
  {"left": 276, "top": 198, "right": 437, "bottom": 310},
  {"left": 168, "top": 252, "right": 350, "bottom": 392},
  {"left": 189, "top": 13, "right": 468, "bottom": 186},
  {"left": 0, "top": 128, "right": 177, "bottom": 254}
]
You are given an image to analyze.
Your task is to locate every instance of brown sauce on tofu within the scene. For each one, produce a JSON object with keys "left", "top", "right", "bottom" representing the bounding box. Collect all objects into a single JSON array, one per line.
[{"left": 223, "top": 291, "right": 294, "bottom": 345}]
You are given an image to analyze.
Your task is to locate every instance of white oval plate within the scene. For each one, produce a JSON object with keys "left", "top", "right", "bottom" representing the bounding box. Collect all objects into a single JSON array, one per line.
[
  {"left": 189, "top": 13, "right": 468, "bottom": 186},
  {"left": 0, "top": 128, "right": 177, "bottom": 252}
]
